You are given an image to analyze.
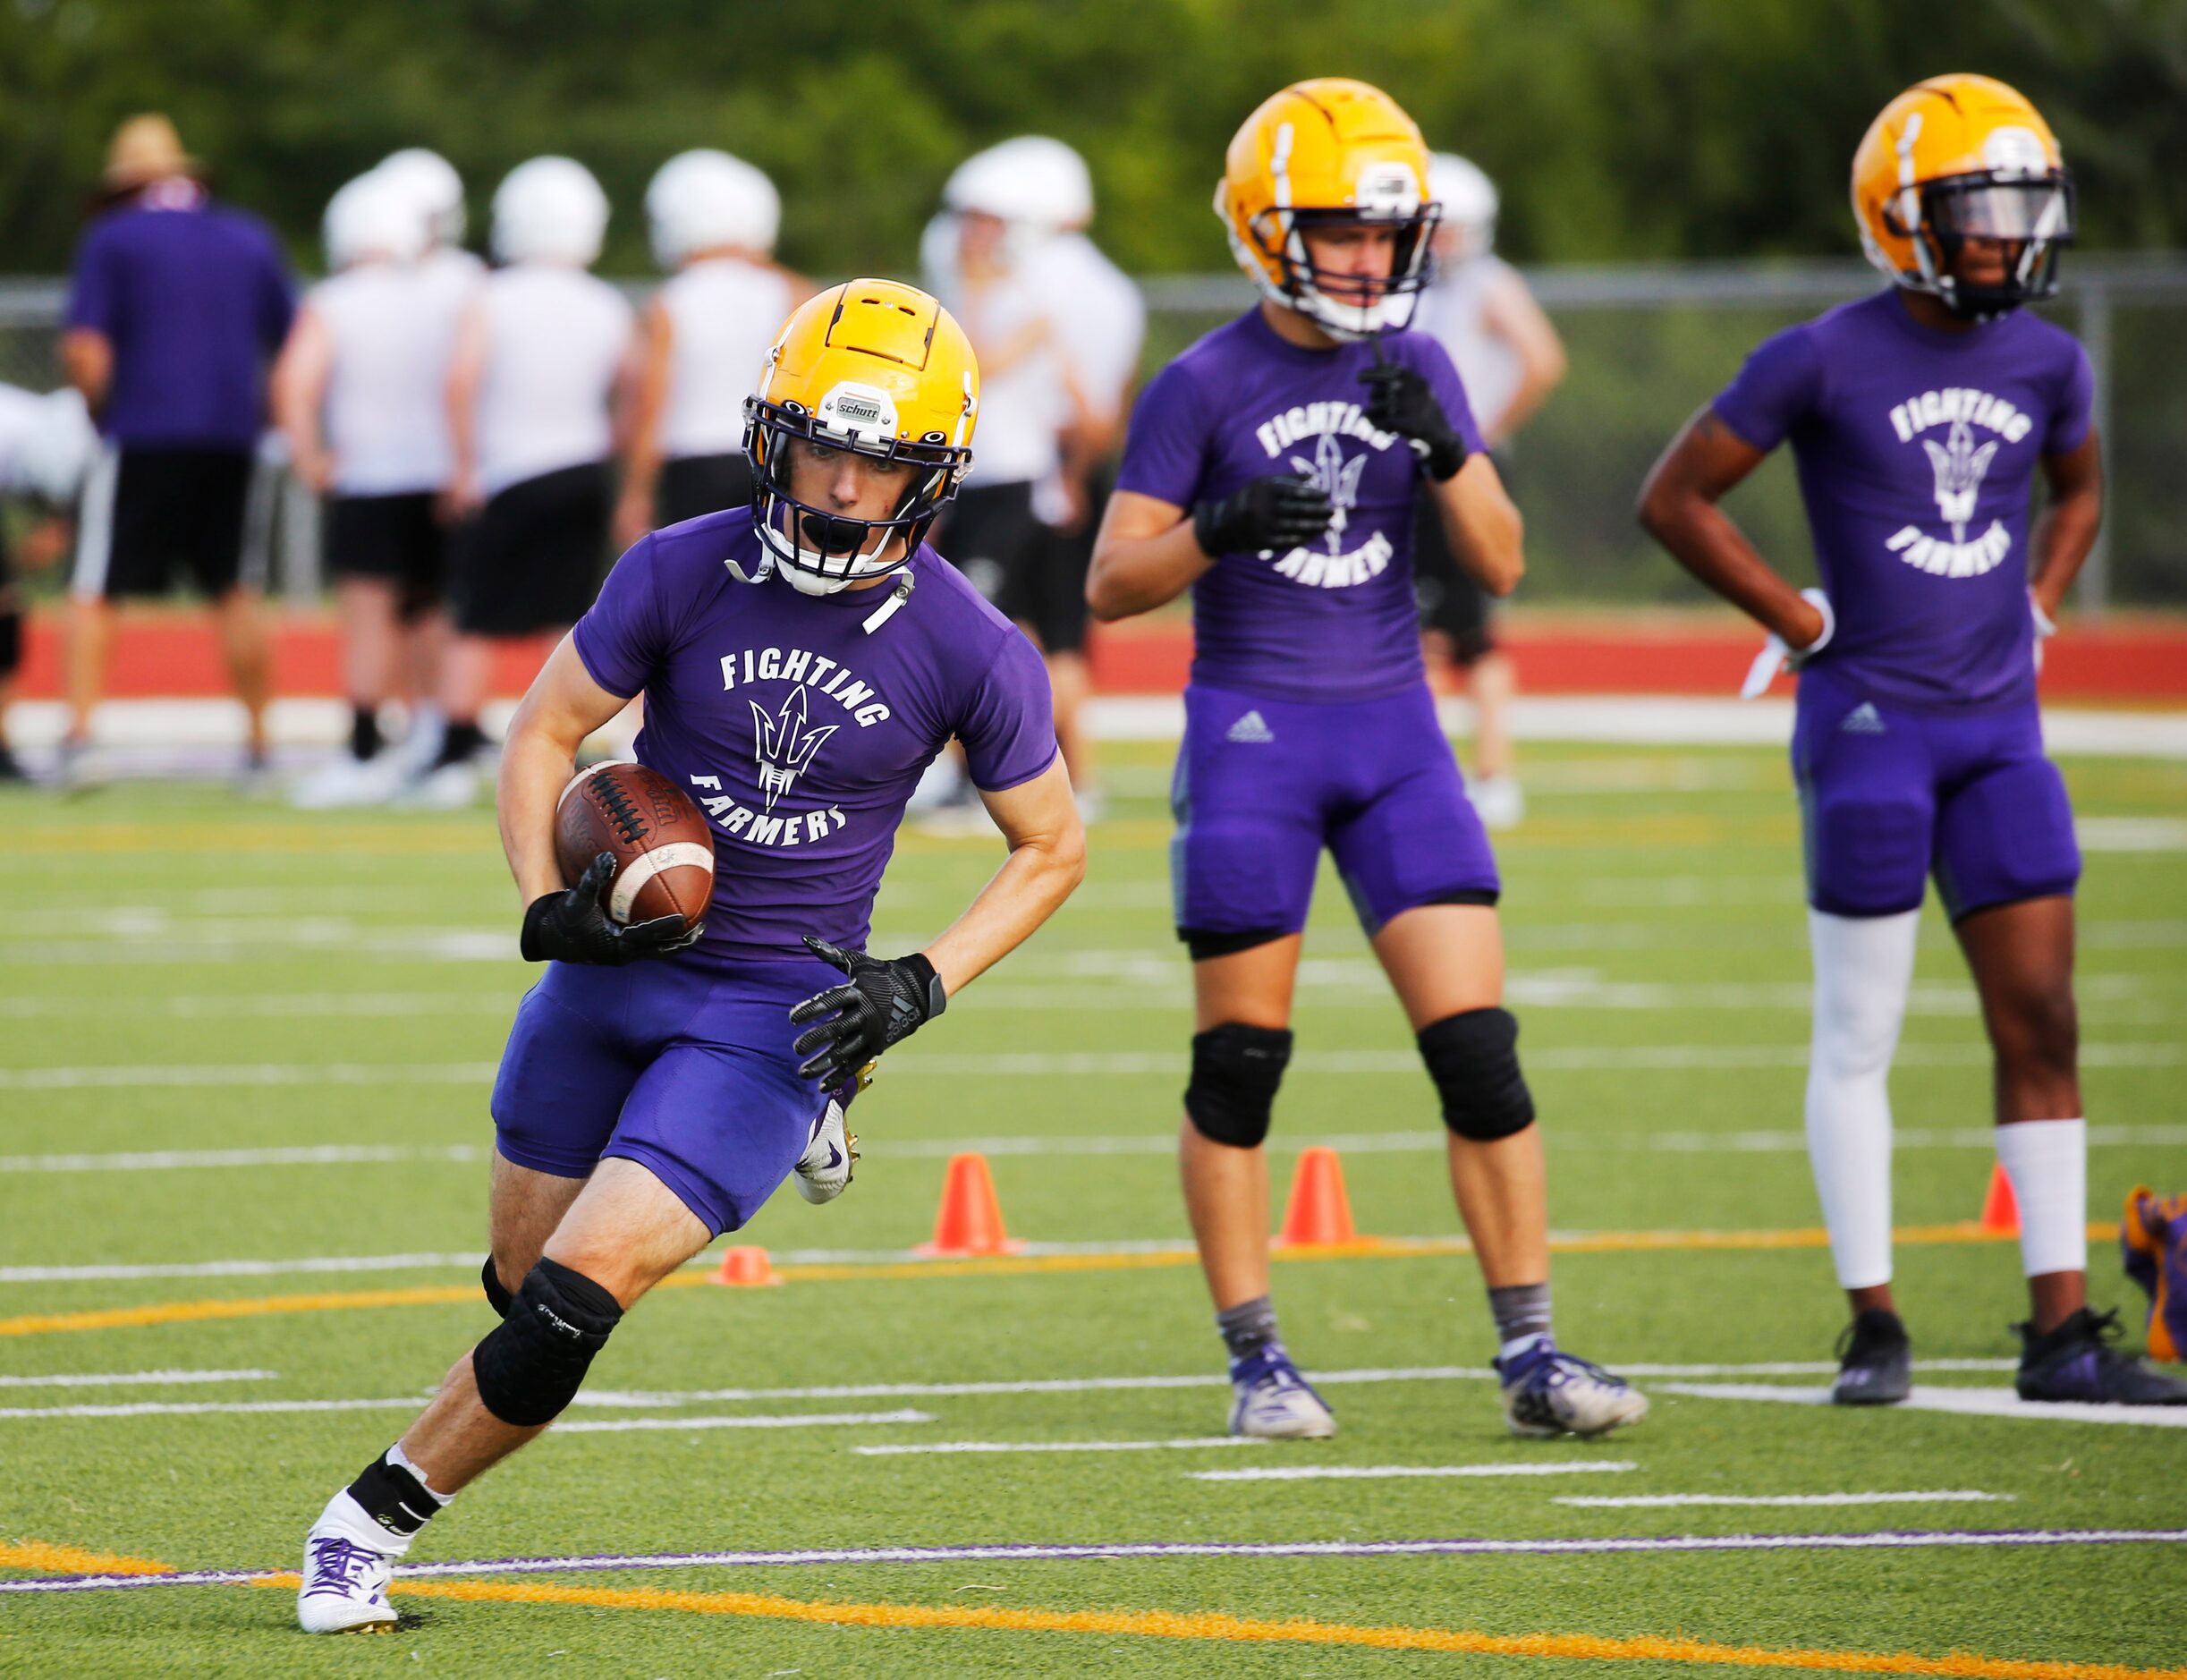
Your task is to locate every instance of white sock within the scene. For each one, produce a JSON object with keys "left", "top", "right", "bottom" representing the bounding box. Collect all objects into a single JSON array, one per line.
[
  {"left": 318, "top": 1489, "right": 409, "bottom": 1557},
  {"left": 1805, "top": 908, "right": 1920, "bottom": 1290},
  {"left": 1996, "top": 1118, "right": 2088, "bottom": 1278}
]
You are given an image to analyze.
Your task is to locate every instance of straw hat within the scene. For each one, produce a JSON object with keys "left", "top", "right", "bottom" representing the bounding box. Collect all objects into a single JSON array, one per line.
[{"left": 104, "top": 115, "right": 199, "bottom": 190}]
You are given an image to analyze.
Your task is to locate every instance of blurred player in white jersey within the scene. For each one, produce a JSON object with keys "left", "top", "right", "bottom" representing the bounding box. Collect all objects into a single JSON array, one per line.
[
  {"left": 0, "top": 385, "right": 95, "bottom": 779},
  {"left": 1410, "top": 154, "right": 1565, "bottom": 829},
  {"left": 925, "top": 143, "right": 1094, "bottom": 810},
  {"left": 275, "top": 172, "right": 474, "bottom": 807},
  {"left": 414, "top": 157, "right": 634, "bottom": 809},
  {"left": 1009, "top": 137, "right": 1146, "bottom": 816},
  {"left": 615, "top": 150, "right": 811, "bottom": 549}
]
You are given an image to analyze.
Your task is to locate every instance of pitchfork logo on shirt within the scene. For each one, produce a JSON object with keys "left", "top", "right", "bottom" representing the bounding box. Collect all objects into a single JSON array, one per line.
[
  {"left": 1882, "top": 387, "right": 2025, "bottom": 580},
  {"left": 1249, "top": 400, "right": 1399, "bottom": 589},
  {"left": 751, "top": 686, "right": 837, "bottom": 810},
  {"left": 1291, "top": 433, "right": 1368, "bottom": 553}
]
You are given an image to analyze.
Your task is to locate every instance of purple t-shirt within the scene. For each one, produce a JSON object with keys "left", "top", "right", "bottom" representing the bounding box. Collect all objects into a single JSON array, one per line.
[
  {"left": 573, "top": 507, "right": 1058, "bottom": 963},
  {"left": 1116, "top": 309, "right": 1483, "bottom": 704},
  {"left": 1713, "top": 291, "right": 2092, "bottom": 711},
  {"left": 65, "top": 185, "right": 296, "bottom": 450}
]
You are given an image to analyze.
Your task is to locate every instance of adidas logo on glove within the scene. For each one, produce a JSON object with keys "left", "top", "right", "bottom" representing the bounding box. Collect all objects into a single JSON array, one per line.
[{"left": 1225, "top": 710, "right": 1276, "bottom": 744}]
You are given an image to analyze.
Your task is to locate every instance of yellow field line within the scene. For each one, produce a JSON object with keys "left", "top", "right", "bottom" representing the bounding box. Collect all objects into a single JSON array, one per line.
[
  {"left": 0, "top": 1539, "right": 174, "bottom": 1576},
  {"left": 0, "top": 1221, "right": 2105, "bottom": 1340},
  {"left": 228, "top": 1570, "right": 2184, "bottom": 1680}
]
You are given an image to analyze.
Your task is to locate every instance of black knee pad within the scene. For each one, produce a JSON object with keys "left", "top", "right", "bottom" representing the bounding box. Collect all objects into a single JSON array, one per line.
[
  {"left": 470, "top": 1258, "right": 623, "bottom": 1428},
  {"left": 1184, "top": 1024, "right": 1294, "bottom": 1149},
  {"left": 1419, "top": 1007, "right": 1535, "bottom": 1141},
  {"left": 481, "top": 1256, "right": 513, "bottom": 1319}
]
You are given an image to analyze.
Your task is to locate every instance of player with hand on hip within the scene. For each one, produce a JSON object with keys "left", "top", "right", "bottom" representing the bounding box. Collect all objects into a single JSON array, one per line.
[
  {"left": 297, "top": 281, "right": 1084, "bottom": 1633},
  {"left": 1089, "top": 79, "right": 1645, "bottom": 1444},
  {"left": 1640, "top": 75, "right": 2185, "bottom": 1408}
]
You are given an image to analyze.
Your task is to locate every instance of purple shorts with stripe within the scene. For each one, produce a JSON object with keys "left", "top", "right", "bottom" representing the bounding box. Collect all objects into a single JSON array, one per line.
[
  {"left": 1793, "top": 662, "right": 2081, "bottom": 921},
  {"left": 1170, "top": 682, "right": 1499, "bottom": 954},
  {"left": 490, "top": 955, "right": 835, "bottom": 1236}
]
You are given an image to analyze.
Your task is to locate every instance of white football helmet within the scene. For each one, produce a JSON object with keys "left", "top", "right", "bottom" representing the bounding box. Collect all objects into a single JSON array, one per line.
[
  {"left": 944, "top": 136, "right": 1090, "bottom": 233},
  {"left": 645, "top": 148, "right": 781, "bottom": 269},
  {"left": 491, "top": 157, "right": 609, "bottom": 267},
  {"left": 376, "top": 147, "right": 466, "bottom": 247},
  {"left": 323, "top": 173, "right": 428, "bottom": 270},
  {"left": 1428, "top": 152, "right": 1498, "bottom": 260}
]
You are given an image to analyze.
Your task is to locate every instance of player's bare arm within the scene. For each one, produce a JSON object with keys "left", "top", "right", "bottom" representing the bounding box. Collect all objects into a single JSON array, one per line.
[
  {"left": 2029, "top": 429, "right": 2103, "bottom": 619},
  {"left": 613, "top": 295, "right": 674, "bottom": 549},
  {"left": 269, "top": 302, "right": 335, "bottom": 493},
  {"left": 440, "top": 298, "right": 487, "bottom": 517},
  {"left": 1638, "top": 406, "right": 1828, "bottom": 649},
  {"left": 1479, "top": 265, "right": 1568, "bottom": 444},
  {"left": 1426, "top": 454, "right": 1524, "bottom": 596},
  {"left": 931, "top": 758, "right": 1086, "bottom": 994},
  {"left": 59, "top": 327, "right": 113, "bottom": 416}
]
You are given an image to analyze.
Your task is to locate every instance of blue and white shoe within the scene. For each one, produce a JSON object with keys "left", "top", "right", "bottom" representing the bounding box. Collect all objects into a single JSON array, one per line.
[
  {"left": 297, "top": 1512, "right": 399, "bottom": 1633},
  {"left": 792, "top": 1096, "right": 858, "bottom": 1205},
  {"left": 1228, "top": 1345, "right": 1337, "bottom": 1439},
  {"left": 1496, "top": 1337, "right": 1649, "bottom": 1438}
]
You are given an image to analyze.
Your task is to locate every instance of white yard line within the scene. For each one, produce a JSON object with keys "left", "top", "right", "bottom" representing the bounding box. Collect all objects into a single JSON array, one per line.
[
  {"left": 855, "top": 1437, "right": 1259, "bottom": 1456},
  {"left": 1190, "top": 1461, "right": 1636, "bottom": 1482},
  {"left": 555, "top": 1409, "right": 933, "bottom": 1435},
  {"left": 1554, "top": 1491, "right": 2012, "bottom": 1508},
  {"left": 0, "top": 1144, "right": 485, "bottom": 1174},
  {"left": 1659, "top": 1383, "right": 2187, "bottom": 1428},
  {"left": 0, "top": 1369, "right": 275, "bottom": 1389}
]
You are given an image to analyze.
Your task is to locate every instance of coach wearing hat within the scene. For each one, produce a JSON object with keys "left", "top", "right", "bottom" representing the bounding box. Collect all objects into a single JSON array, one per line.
[{"left": 60, "top": 114, "right": 296, "bottom": 781}]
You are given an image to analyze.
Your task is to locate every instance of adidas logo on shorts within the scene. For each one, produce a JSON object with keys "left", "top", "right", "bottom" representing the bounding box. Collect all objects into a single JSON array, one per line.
[
  {"left": 1225, "top": 710, "right": 1276, "bottom": 744},
  {"left": 1841, "top": 702, "right": 1886, "bottom": 735}
]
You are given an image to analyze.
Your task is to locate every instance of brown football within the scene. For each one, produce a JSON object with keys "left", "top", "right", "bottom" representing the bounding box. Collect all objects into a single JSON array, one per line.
[{"left": 555, "top": 760, "right": 716, "bottom": 931}]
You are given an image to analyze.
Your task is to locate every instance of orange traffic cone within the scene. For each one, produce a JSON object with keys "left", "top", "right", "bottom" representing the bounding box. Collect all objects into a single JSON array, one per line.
[
  {"left": 711, "top": 1244, "right": 782, "bottom": 1286},
  {"left": 1276, "top": 1146, "right": 1360, "bottom": 1248},
  {"left": 916, "top": 1153, "right": 1024, "bottom": 1257},
  {"left": 1979, "top": 1162, "right": 2020, "bottom": 1235}
]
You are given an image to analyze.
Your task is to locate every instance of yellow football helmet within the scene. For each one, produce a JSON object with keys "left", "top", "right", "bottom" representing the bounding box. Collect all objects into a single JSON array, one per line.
[
  {"left": 1852, "top": 74, "right": 2073, "bottom": 318},
  {"left": 1215, "top": 77, "right": 1437, "bottom": 340},
  {"left": 741, "top": 279, "right": 979, "bottom": 594}
]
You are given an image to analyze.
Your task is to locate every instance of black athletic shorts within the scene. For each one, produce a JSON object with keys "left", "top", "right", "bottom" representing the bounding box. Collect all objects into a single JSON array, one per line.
[
  {"left": 657, "top": 453, "right": 752, "bottom": 529},
  {"left": 939, "top": 479, "right": 1088, "bottom": 656},
  {"left": 451, "top": 462, "right": 612, "bottom": 638},
  {"left": 72, "top": 445, "right": 259, "bottom": 602},
  {"left": 324, "top": 491, "right": 447, "bottom": 620}
]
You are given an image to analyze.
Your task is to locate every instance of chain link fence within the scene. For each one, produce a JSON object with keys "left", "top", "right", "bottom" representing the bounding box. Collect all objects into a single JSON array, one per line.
[{"left": 6, "top": 257, "right": 2183, "bottom": 610}]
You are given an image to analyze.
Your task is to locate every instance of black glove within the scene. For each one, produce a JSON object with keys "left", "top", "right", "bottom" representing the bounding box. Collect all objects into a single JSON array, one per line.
[
  {"left": 788, "top": 935, "right": 946, "bottom": 1086},
  {"left": 519, "top": 852, "right": 701, "bottom": 966},
  {"left": 1360, "top": 353, "right": 1468, "bottom": 481},
  {"left": 1191, "top": 474, "right": 1334, "bottom": 556}
]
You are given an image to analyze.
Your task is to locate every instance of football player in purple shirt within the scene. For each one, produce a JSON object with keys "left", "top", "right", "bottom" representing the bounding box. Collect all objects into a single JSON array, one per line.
[
  {"left": 1640, "top": 76, "right": 2185, "bottom": 1409},
  {"left": 1089, "top": 79, "right": 1645, "bottom": 1443},
  {"left": 297, "top": 281, "right": 1085, "bottom": 1633}
]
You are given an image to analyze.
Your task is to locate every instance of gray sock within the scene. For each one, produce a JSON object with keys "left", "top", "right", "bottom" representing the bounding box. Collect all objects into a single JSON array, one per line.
[
  {"left": 1216, "top": 1294, "right": 1280, "bottom": 1362},
  {"left": 1488, "top": 1282, "right": 1553, "bottom": 1349}
]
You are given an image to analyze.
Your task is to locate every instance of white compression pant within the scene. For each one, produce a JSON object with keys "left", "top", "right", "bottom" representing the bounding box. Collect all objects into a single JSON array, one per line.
[{"left": 1805, "top": 907, "right": 1920, "bottom": 1291}]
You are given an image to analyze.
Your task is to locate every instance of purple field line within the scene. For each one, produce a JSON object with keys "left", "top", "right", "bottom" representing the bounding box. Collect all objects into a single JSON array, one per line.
[{"left": 7, "top": 1527, "right": 2186, "bottom": 1594}]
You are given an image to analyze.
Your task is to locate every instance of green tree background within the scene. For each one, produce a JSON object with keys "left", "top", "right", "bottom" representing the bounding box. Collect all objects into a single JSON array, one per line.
[{"left": 4, "top": 0, "right": 2183, "bottom": 276}]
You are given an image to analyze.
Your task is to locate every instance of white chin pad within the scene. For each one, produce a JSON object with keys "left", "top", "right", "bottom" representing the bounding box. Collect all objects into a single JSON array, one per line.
[{"left": 768, "top": 511, "right": 894, "bottom": 595}]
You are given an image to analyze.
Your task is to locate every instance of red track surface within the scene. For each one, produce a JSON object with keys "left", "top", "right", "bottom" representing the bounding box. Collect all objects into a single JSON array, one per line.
[{"left": 14, "top": 609, "right": 2187, "bottom": 700}]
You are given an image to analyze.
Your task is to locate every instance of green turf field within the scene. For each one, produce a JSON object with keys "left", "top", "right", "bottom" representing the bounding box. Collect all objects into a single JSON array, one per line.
[{"left": 3, "top": 740, "right": 2183, "bottom": 1678}]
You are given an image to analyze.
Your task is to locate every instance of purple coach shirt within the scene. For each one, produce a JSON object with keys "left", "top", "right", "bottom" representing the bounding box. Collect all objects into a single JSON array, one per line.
[
  {"left": 574, "top": 507, "right": 1058, "bottom": 963},
  {"left": 1713, "top": 291, "right": 2092, "bottom": 711},
  {"left": 65, "top": 182, "right": 296, "bottom": 450},
  {"left": 1117, "top": 308, "right": 1483, "bottom": 704}
]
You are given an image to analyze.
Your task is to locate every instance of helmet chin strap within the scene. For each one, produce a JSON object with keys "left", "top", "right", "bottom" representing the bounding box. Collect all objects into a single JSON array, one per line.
[{"left": 768, "top": 507, "right": 899, "bottom": 596}]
